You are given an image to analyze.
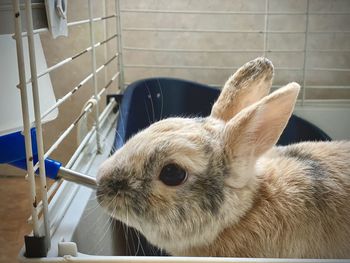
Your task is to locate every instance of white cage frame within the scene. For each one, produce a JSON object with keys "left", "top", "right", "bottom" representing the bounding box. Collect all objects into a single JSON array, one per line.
[
  {"left": 12, "top": 0, "right": 124, "bottom": 253},
  {"left": 8, "top": 0, "right": 350, "bottom": 262}
]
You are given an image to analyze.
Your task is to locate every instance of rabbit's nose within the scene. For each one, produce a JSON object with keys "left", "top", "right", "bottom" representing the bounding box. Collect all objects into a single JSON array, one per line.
[{"left": 108, "top": 178, "right": 130, "bottom": 193}]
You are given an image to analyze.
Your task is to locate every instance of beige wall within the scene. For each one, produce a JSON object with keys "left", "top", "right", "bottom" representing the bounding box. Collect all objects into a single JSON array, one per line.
[
  {"left": 1, "top": 0, "right": 349, "bottom": 176},
  {"left": 119, "top": 0, "right": 350, "bottom": 100}
]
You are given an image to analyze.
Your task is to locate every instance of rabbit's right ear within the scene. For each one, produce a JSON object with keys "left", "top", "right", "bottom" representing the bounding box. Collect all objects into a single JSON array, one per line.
[{"left": 210, "top": 57, "right": 274, "bottom": 122}]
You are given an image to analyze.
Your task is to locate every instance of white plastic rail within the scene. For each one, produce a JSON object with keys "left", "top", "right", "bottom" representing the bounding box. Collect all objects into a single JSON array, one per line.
[
  {"left": 24, "top": 0, "right": 51, "bottom": 247},
  {"left": 17, "top": 14, "right": 117, "bottom": 37},
  {"left": 263, "top": 0, "right": 269, "bottom": 57},
  {"left": 115, "top": 0, "right": 125, "bottom": 91},
  {"left": 301, "top": 0, "right": 310, "bottom": 104},
  {"left": 12, "top": 0, "right": 122, "bottom": 255},
  {"left": 88, "top": 0, "right": 102, "bottom": 153},
  {"left": 122, "top": 47, "right": 349, "bottom": 53},
  {"left": 120, "top": 9, "right": 350, "bottom": 15},
  {"left": 12, "top": 0, "right": 40, "bottom": 236}
]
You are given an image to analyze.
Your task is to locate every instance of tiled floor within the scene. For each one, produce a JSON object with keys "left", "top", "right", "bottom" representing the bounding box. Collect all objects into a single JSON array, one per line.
[{"left": 0, "top": 176, "right": 35, "bottom": 263}]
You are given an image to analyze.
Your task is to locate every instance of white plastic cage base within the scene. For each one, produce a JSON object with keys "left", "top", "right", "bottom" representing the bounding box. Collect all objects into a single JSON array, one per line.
[{"left": 17, "top": 256, "right": 350, "bottom": 263}]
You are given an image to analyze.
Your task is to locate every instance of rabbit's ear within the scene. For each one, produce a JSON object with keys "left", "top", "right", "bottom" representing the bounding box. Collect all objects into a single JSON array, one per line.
[
  {"left": 210, "top": 57, "right": 274, "bottom": 122},
  {"left": 222, "top": 83, "right": 299, "bottom": 188}
]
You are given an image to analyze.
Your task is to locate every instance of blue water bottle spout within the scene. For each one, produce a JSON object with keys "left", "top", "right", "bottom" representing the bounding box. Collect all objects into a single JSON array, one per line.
[{"left": 0, "top": 128, "right": 96, "bottom": 189}]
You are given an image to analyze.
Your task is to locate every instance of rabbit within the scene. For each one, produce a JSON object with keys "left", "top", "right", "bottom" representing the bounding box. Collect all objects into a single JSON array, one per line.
[{"left": 96, "top": 57, "right": 350, "bottom": 258}]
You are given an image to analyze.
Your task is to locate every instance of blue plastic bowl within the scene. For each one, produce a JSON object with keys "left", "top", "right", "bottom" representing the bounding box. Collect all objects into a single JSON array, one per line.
[{"left": 114, "top": 77, "right": 330, "bottom": 149}]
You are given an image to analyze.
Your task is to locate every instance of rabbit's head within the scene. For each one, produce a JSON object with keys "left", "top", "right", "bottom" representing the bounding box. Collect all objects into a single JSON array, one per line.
[{"left": 96, "top": 57, "right": 300, "bottom": 253}]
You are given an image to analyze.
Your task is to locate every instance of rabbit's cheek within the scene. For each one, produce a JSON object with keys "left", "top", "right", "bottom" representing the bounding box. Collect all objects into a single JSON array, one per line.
[
  {"left": 189, "top": 155, "right": 227, "bottom": 213},
  {"left": 189, "top": 174, "right": 225, "bottom": 215}
]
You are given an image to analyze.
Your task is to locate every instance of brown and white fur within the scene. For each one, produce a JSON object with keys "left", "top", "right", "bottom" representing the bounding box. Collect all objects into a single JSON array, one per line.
[{"left": 97, "top": 57, "right": 350, "bottom": 258}]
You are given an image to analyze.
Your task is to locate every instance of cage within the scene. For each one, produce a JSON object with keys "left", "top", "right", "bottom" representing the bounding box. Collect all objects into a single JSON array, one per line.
[{"left": 0, "top": 0, "right": 349, "bottom": 262}]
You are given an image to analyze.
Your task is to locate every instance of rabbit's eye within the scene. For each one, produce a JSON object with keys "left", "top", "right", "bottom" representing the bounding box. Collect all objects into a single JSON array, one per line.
[{"left": 159, "top": 163, "right": 187, "bottom": 186}]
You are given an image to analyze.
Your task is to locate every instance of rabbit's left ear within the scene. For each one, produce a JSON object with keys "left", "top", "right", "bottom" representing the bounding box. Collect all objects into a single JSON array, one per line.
[
  {"left": 222, "top": 82, "right": 300, "bottom": 188},
  {"left": 210, "top": 57, "right": 274, "bottom": 122},
  {"left": 224, "top": 82, "right": 300, "bottom": 159}
]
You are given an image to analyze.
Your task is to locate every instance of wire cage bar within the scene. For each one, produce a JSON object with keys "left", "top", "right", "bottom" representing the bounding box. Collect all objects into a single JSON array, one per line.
[
  {"left": 12, "top": 0, "right": 41, "bottom": 238},
  {"left": 23, "top": 0, "right": 51, "bottom": 248},
  {"left": 25, "top": 34, "right": 117, "bottom": 85},
  {"left": 88, "top": 0, "right": 102, "bottom": 153},
  {"left": 115, "top": 0, "right": 125, "bottom": 91},
  {"left": 17, "top": 14, "right": 117, "bottom": 37},
  {"left": 120, "top": 9, "right": 350, "bottom": 15}
]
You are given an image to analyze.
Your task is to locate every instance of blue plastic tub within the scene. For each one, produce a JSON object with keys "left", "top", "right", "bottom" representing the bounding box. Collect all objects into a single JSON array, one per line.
[
  {"left": 112, "top": 77, "right": 331, "bottom": 256},
  {"left": 114, "top": 77, "right": 330, "bottom": 148}
]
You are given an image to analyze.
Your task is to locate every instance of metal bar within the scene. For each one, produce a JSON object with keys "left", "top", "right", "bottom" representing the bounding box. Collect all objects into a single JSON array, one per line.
[
  {"left": 116, "top": 0, "right": 125, "bottom": 91},
  {"left": 41, "top": 53, "right": 118, "bottom": 121},
  {"left": 123, "top": 47, "right": 350, "bottom": 53},
  {"left": 120, "top": 9, "right": 350, "bottom": 15},
  {"left": 88, "top": 0, "right": 102, "bottom": 153},
  {"left": 202, "top": 84, "right": 350, "bottom": 90},
  {"left": 309, "top": 49, "right": 350, "bottom": 52},
  {"left": 276, "top": 85, "right": 350, "bottom": 89},
  {"left": 26, "top": 34, "right": 117, "bottom": 85},
  {"left": 302, "top": 0, "right": 310, "bottom": 104},
  {"left": 98, "top": 72, "right": 120, "bottom": 98},
  {"left": 308, "top": 31, "right": 350, "bottom": 33},
  {"left": 68, "top": 14, "right": 117, "bottom": 27},
  {"left": 57, "top": 167, "right": 97, "bottom": 190},
  {"left": 24, "top": 0, "right": 51, "bottom": 247},
  {"left": 123, "top": 47, "right": 284, "bottom": 53},
  {"left": 122, "top": 80, "right": 350, "bottom": 90},
  {"left": 124, "top": 64, "right": 241, "bottom": 70},
  {"left": 124, "top": 64, "right": 350, "bottom": 72},
  {"left": 0, "top": 3, "right": 44, "bottom": 11},
  {"left": 12, "top": 0, "right": 40, "bottom": 236},
  {"left": 263, "top": 0, "right": 269, "bottom": 57},
  {"left": 295, "top": 99, "right": 350, "bottom": 105},
  {"left": 122, "top": 27, "right": 350, "bottom": 34},
  {"left": 307, "top": 67, "right": 350, "bottom": 72},
  {"left": 122, "top": 27, "right": 308, "bottom": 34},
  {"left": 102, "top": 0, "right": 109, "bottom": 92},
  {"left": 17, "top": 14, "right": 117, "bottom": 37},
  {"left": 124, "top": 64, "right": 303, "bottom": 70}
]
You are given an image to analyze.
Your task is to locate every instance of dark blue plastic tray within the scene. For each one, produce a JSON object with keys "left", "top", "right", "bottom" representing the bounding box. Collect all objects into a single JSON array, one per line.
[
  {"left": 114, "top": 77, "right": 330, "bottom": 150},
  {"left": 112, "top": 77, "right": 330, "bottom": 256}
]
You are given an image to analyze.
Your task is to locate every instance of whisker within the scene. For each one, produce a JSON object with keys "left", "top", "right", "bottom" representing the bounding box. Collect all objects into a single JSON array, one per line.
[
  {"left": 136, "top": 230, "right": 146, "bottom": 256},
  {"left": 133, "top": 229, "right": 140, "bottom": 255},
  {"left": 137, "top": 227, "right": 148, "bottom": 256},
  {"left": 143, "top": 99, "right": 152, "bottom": 125},
  {"left": 156, "top": 78, "right": 164, "bottom": 121},
  {"left": 92, "top": 196, "right": 117, "bottom": 254},
  {"left": 145, "top": 81, "right": 156, "bottom": 124}
]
